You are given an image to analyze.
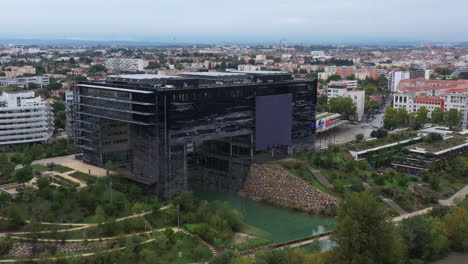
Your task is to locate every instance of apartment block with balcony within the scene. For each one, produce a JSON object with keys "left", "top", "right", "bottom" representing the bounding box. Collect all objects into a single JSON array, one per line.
[{"left": 0, "top": 91, "right": 54, "bottom": 149}]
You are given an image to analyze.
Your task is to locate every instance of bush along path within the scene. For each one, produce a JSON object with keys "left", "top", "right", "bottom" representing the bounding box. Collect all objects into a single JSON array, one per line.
[{"left": 362, "top": 182, "right": 408, "bottom": 215}]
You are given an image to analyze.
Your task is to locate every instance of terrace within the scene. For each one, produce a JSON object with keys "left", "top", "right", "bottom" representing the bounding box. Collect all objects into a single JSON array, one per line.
[
  {"left": 347, "top": 130, "right": 420, "bottom": 160},
  {"left": 408, "top": 135, "right": 468, "bottom": 155}
]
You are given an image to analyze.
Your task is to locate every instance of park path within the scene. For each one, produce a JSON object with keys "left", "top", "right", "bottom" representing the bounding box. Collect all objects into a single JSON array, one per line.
[
  {"left": 362, "top": 182, "right": 408, "bottom": 215},
  {"left": 308, "top": 167, "right": 333, "bottom": 188},
  {"left": 0, "top": 227, "right": 218, "bottom": 263},
  {"left": 178, "top": 228, "right": 218, "bottom": 256},
  {"left": 439, "top": 184, "right": 468, "bottom": 206},
  {"left": 0, "top": 205, "right": 171, "bottom": 236}
]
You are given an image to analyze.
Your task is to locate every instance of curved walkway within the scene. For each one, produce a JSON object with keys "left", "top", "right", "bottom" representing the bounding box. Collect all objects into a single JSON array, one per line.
[
  {"left": 439, "top": 184, "right": 468, "bottom": 206},
  {"left": 0, "top": 205, "right": 171, "bottom": 236}
]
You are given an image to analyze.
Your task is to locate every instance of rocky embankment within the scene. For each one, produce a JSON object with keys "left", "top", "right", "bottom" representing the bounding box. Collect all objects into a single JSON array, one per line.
[
  {"left": 240, "top": 164, "right": 339, "bottom": 214},
  {"left": 4, "top": 241, "right": 108, "bottom": 258}
]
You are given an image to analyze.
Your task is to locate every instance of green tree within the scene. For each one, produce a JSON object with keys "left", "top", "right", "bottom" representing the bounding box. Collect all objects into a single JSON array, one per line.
[
  {"left": 95, "top": 206, "right": 106, "bottom": 236},
  {"left": 398, "top": 216, "right": 448, "bottom": 261},
  {"left": 14, "top": 167, "right": 33, "bottom": 187},
  {"left": 445, "top": 109, "right": 460, "bottom": 127},
  {"left": 355, "top": 133, "right": 364, "bottom": 142},
  {"left": 328, "top": 97, "right": 357, "bottom": 119},
  {"left": 331, "top": 192, "right": 405, "bottom": 264},
  {"left": 414, "top": 107, "right": 429, "bottom": 129},
  {"left": 37, "top": 176, "right": 51, "bottom": 190},
  {"left": 431, "top": 107, "right": 444, "bottom": 124},
  {"left": 327, "top": 74, "right": 342, "bottom": 82},
  {"left": 443, "top": 207, "right": 468, "bottom": 251},
  {"left": 317, "top": 95, "right": 328, "bottom": 112}
]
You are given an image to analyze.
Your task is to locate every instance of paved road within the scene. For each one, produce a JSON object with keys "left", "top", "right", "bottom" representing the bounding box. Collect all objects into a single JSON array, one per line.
[{"left": 370, "top": 96, "right": 392, "bottom": 128}]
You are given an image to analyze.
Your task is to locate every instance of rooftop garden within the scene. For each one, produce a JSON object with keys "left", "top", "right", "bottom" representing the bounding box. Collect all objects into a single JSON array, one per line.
[
  {"left": 316, "top": 112, "right": 337, "bottom": 120},
  {"left": 346, "top": 130, "right": 419, "bottom": 152},
  {"left": 409, "top": 135, "right": 467, "bottom": 153}
]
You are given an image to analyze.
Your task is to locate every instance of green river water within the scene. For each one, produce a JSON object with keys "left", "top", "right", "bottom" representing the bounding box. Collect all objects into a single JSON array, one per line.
[{"left": 193, "top": 188, "right": 336, "bottom": 244}]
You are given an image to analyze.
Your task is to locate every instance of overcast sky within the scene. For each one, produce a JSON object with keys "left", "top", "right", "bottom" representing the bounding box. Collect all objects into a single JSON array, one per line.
[{"left": 1, "top": 0, "right": 467, "bottom": 43}]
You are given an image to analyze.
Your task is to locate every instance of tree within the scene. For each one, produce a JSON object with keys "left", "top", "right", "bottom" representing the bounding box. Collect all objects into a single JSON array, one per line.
[
  {"left": 445, "top": 109, "right": 460, "bottom": 127},
  {"left": 328, "top": 97, "right": 357, "bottom": 119},
  {"left": 327, "top": 74, "right": 342, "bottom": 82},
  {"left": 37, "top": 176, "right": 51, "bottom": 190},
  {"left": 371, "top": 128, "right": 388, "bottom": 138},
  {"left": 355, "top": 133, "right": 364, "bottom": 142},
  {"left": 47, "top": 82, "right": 63, "bottom": 90},
  {"left": 398, "top": 216, "right": 448, "bottom": 261},
  {"left": 317, "top": 95, "right": 328, "bottom": 112},
  {"left": 431, "top": 107, "right": 444, "bottom": 124},
  {"left": 27, "top": 82, "right": 39, "bottom": 89},
  {"left": 0, "top": 193, "right": 9, "bottom": 210},
  {"left": 414, "top": 107, "right": 429, "bottom": 129},
  {"left": 95, "top": 206, "right": 106, "bottom": 236},
  {"left": 443, "top": 207, "right": 468, "bottom": 251},
  {"left": 14, "top": 168, "right": 33, "bottom": 187},
  {"left": 365, "top": 99, "right": 380, "bottom": 115},
  {"left": 383, "top": 107, "right": 398, "bottom": 129},
  {"left": 331, "top": 192, "right": 405, "bottom": 264},
  {"left": 434, "top": 67, "right": 454, "bottom": 76}
]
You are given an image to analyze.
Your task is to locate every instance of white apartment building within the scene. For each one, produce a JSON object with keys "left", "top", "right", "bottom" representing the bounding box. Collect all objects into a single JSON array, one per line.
[
  {"left": 388, "top": 71, "right": 410, "bottom": 92},
  {"left": 0, "top": 76, "right": 50, "bottom": 89},
  {"left": 237, "top": 65, "right": 261, "bottom": 71},
  {"left": 327, "top": 80, "right": 365, "bottom": 121},
  {"left": 105, "top": 58, "right": 146, "bottom": 72},
  {"left": 0, "top": 91, "right": 53, "bottom": 148},
  {"left": 318, "top": 72, "right": 334, "bottom": 80},
  {"left": 392, "top": 79, "right": 468, "bottom": 128},
  {"left": 329, "top": 80, "right": 358, "bottom": 89}
]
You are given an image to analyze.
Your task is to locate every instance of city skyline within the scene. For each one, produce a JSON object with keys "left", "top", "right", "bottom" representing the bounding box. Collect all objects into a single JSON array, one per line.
[{"left": 1, "top": 0, "right": 468, "bottom": 43}]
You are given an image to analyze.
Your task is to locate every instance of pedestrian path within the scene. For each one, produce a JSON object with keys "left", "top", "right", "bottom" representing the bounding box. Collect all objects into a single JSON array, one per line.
[
  {"left": 178, "top": 228, "right": 218, "bottom": 256},
  {"left": 308, "top": 167, "right": 333, "bottom": 188},
  {"left": 439, "top": 184, "right": 468, "bottom": 206},
  {"left": 362, "top": 182, "right": 408, "bottom": 215}
]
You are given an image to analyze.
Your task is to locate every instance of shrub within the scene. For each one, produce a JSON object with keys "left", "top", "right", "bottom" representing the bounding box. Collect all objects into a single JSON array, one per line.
[{"left": 236, "top": 238, "right": 270, "bottom": 251}]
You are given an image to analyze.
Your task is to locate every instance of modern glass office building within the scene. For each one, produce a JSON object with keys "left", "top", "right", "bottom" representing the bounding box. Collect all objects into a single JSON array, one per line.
[{"left": 73, "top": 71, "right": 317, "bottom": 197}]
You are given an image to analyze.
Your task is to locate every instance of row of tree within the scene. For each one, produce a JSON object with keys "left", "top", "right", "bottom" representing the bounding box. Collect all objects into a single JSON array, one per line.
[{"left": 384, "top": 107, "right": 461, "bottom": 130}]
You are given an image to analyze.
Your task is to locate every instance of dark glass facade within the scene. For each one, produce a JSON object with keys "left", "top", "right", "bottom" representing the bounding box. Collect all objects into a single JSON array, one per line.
[{"left": 73, "top": 72, "right": 317, "bottom": 197}]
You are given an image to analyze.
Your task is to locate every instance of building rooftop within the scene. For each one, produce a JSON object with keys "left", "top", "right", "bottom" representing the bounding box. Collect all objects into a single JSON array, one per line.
[{"left": 107, "top": 74, "right": 181, "bottom": 80}]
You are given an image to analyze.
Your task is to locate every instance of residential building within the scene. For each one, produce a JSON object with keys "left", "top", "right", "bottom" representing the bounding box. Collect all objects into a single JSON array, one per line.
[
  {"left": 388, "top": 71, "right": 410, "bottom": 92},
  {"left": 1, "top": 66, "right": 36, "bottom": 78},
  {"left": 105, "top": 58, "right": 146, "bottom": 72},
  {"left": 393, "top": 79, "right": 468, "bottom": 128},
  {"left": 0, "top": 91, "right": 53, "bottom": 149},
  {"left": 237, "top": 65, "right": 261, "bottom": 71},
  {"left": 327, "top": 80, "right": 365, "bottom": 121},
  {"left": 73, "top": 71, "right": 317, "bottom": 197},
  {"left": 0, "top": 76, "right": 50, "bottom": 89},
  {"left": 336, "top": 66, "right": 355, "bottom": 79}
]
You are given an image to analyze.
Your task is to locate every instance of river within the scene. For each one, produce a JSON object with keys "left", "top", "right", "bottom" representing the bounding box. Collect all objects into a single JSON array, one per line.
[{"left": 193, "top": 188, "right": 336, "bottom": 243}]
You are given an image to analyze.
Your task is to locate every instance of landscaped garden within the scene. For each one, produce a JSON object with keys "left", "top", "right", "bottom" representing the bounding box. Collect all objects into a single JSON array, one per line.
[{"left": 346, "top": 130, "right": 419, "bottom": 151}]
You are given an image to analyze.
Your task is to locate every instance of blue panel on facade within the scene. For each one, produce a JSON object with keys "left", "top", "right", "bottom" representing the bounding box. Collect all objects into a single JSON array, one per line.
[{"left": 255, "top": 94, "right": 292, "bottom": 151}]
